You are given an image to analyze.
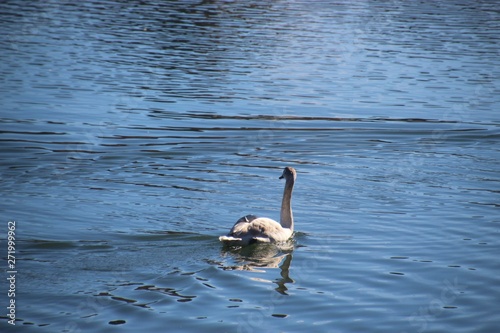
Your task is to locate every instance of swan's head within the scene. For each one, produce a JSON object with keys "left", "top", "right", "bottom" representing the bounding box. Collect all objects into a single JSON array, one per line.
[{"left": 279, "top": 166, "right": 297, "bottom": 181}]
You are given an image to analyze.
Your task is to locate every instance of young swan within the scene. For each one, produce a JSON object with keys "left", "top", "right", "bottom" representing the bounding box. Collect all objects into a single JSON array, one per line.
[{"left": 219, "top": 167, "right": 297, "bottom": 245}]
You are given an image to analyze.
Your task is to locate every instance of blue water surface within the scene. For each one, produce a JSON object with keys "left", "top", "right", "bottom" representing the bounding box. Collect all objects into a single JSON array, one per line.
[{"left": 1, "top": 1, "right": 499, "bottom": 332}]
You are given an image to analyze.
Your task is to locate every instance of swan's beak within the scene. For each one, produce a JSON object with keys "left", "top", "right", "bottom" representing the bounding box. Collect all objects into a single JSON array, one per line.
[{"left": 279, "top": 175, "right": 284, "bottom": 179}]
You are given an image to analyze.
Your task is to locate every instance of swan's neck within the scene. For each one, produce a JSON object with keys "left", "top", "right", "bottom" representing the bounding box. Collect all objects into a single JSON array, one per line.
[{"left": 279, "top": 177, "right": 294, "bottom": 231}]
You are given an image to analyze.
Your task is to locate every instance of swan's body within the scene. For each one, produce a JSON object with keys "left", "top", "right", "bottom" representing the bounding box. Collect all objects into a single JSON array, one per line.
[{"left": 219, "top": 167, "right": 297, "bottom": 246}]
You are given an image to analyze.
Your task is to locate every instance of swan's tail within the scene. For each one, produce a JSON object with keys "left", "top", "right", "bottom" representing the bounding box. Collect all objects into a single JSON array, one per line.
[
  {"left": 219, "top": 235, "right": 271, "bottom": 245},
  {"left": 219, "top": 235, "right": 242, "bottom": 242}
]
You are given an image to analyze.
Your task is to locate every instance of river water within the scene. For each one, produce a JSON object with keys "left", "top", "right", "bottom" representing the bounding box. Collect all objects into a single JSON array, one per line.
[{"left": 1, "top": 1, "right": 499, "bottom": 332}]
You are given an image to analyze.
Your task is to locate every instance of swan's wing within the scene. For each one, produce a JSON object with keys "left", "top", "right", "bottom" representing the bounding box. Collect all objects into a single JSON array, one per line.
[
  {"left": 231, "top": 218, "right": 283, "bottom": 238},
  {"left": 247, "top": 218, "right": 293, "bottom": 243},
  {"left": 248, "top": 218, "right": 283, "bottom": 233}
]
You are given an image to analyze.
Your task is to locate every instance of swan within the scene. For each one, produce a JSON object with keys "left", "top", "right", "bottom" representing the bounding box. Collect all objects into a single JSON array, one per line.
[{"left": 219, "top": 167, "right": 297, "bottom": 245}]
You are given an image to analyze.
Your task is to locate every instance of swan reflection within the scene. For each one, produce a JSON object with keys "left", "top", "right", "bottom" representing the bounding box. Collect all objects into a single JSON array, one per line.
[{"left": 220, "top": 242, "right": 294, "bottom": 295}]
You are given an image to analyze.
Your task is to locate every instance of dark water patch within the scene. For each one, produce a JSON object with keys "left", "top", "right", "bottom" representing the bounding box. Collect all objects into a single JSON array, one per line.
[
  {"left": 229, "top": 298, "right": 243, "bottom": 302},
  {"left": 271, "top": 313, "right": 288, "bottom": 318},
  {"left": 111, "top": 296, "right": 137, "bottom": 304},
  {"left": 20, "top": 239, "right": 113, "bottom": 252},
  {"left": 117, "top": 231, "right": 214, "bottom": 243},
  {"left": 20, "top": 239, "right": 80, "bottom": 250},
  {"left": 135, "top": 284, "right": 196, "bottom": 300}
]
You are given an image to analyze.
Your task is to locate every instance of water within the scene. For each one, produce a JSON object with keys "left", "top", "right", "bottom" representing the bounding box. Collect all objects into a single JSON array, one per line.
[{"left": 1, "top": 0, "right": 499, "bottom": 332}]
